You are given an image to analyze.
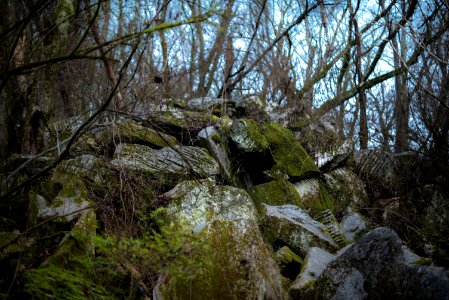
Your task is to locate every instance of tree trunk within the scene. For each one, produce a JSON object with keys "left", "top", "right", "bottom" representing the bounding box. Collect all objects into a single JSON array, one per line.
[{"left": 393, "top": 8, "right": 409, "bottom": 153}]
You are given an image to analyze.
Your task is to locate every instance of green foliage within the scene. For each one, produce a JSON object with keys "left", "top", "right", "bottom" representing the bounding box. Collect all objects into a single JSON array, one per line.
[{"left": 23, "top": 263, "right": 114, "bottom": 300}]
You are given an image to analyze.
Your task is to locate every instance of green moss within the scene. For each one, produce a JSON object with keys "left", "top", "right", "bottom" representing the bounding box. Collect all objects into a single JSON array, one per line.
[
  {"left": 119, "top": 121, "right": 178, "bottom": 148},
  {"left": 23, "top": 263, "right": 113, "bottom": 300},
  {"left": 318, "top": 183, "right": 335, "bottom": 211},
  {"left": 262, "top": 122, "right": 319, "bottom": 179},
  {"left": 230, "top": 119, "right": 270, "bottom": 152},
  {"left": 249, "top": 179, "right": 302, "bottom": 214},
  {"left": 158, "top": 221, "right": 276, "bottom": 300},
  {"left": 273, "top": 246, "right": 303, "bottom": 280}
]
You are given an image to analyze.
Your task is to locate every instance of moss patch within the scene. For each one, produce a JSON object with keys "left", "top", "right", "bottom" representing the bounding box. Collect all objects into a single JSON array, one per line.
[
  {"left": 118, "top": 121, "right": 178, "bottom": 148},
  {"left": 262, "top": 122, "right": 319, "bottom": 179},
  {"left": 249, "top": 179, "right": 302, "bottom": 214}
]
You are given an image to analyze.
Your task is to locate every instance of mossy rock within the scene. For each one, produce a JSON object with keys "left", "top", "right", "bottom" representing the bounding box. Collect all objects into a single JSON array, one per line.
[
  {"left": 272, "top": 246, "right": 304, "bottom": 280},
  {"left": 322, "top": 168, "right": 369, "bottom": 212},
  {"left": 261, "top": 121, "right": 319, "bottom": 180},
  {"left": 249, "top": 179, "right": 302, "bottom": 214},
  {"left": 110, "top": 143, "right": 219, "bottom": 183},
  {"left": 158, "top": 180, "right": 289, "bottom": 299},
  {"left": 55, "top": 154, "right": 111, "bottom": 185},
  {"left": 116, "top": 121, "right": 178, "bottom": 148},
  {"left": 147, "top": 108, "right": 217, "bottom": 138},
  {"left": 154, "top": 220, "right": 289, "bottom": 300},
  {"left": 293, "top": 179, "right": 335, "bottom": 216},
  {"left": 230, "top": 119, "right": 270, "bottom": 152}
]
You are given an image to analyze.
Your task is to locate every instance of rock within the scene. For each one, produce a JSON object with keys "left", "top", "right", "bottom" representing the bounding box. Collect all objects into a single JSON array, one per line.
[
  {"left": 116, "top": 121, "right": 178, "bottom": 148},
  {"left": 340, "top": 209, "right": 367, "bottom": 242},
  {"left": 35, "top": 178, "right": 90, "bottom": 223},
  {"left": 165, "top": 178, "right": 258, "bottom": 228},
  {"left": 323, "top": 168, "right": 370, "bottom": 211},
  {"left": 111, "top": 143, "right": 219, "bottom": 180},
  {"left": 230, "top": 119, "right": 270, "bottom": 153},
  {"left": 249, "top": 179, "right": 302, "bottom": 213},
  {"left": 261, "top": 204, "right": 337, "bottom": 256},
  {"left": 45, "top": 209, "right": 97, "bottom": 265},
  {"left": 303, "top": 227, "right": 449, "bottom": 299},
  {"left": 229, "top": 120, "right": 319, "bottom": 183},
  {"left": 196, "top": 126, "right": 233, "bottom": 181},
  {"left": 290, "top": 247, "right": 336, "bottom": 297},
  {"left": 293, "top": 179, "right": 335, "bottom": 215},
  {"left": 146, "top": 105, "right": 217, "bottom": 139},
  {"left": 187, "top": 97, "right": 227, "bottom": 112},
  {"left": 272, "top": 246, "right": 304, "bottom": 280},
  {"left": 55, "top": 154, "right": 110, "bottom": 185},
  {"left": 232, "top": 95, "right": 267, "bottom": 119},
  {"left": 261, "top": 122, "right": 319, "bottom": 180},
  {"left": 156, "top": 179, "right": 289, "bottom": 300}
]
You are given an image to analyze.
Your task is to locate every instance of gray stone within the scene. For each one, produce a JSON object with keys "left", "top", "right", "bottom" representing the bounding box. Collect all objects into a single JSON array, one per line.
[
  {"left": 261, "top": 204, "right": 337, "bottom": 256},
  {"left": 303, "top": 227, "right": 449, "bottom": 299},
  {"left": 197, "top": 126, "right": 232, "bottom": 181},
  {"left": 290, "top": 247, "right": 335, "bottom": 293},
  {"left": 111, "top": 143, "right": 219, "bottom": 178},
  {"left": 323, "top": 168, "right": 370, "bottom": 210},
  {"left": 187, "top": 97, "right": 226, "bottom": 111},
  {"left": 341, "top": 209, "right": 367, "bottom": 242}
]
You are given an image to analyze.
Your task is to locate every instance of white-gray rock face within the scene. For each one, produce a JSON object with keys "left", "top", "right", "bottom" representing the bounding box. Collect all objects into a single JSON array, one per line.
[
  {"left": 165, "top": 178, "right": 258, "bottom": 229},
  {"left": 290, "top": 247, "right": 336, "bottom": 292},
  {"left": 229, "top": 119, "right": 268, "bottom": 152},
  {"left": 111, "top": 143, "right": 219, "bottom": 178},
  {"left": 261, "top": 204, "right": 337, "bottom": 256},
  {"left": 341, "top": 210, "right": 367, "bottom": 242},
  {"left": 35, "top": 182, "right": 90, "bottom": 223}
]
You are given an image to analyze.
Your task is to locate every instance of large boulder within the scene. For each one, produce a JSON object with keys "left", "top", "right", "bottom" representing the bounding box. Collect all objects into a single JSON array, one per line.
[
  {"left": 111, "top": 143, "right": 219, "bottom": 180},
  {"left": 154, "top": 179, "right": 289, "bottom": 299},
  {"left": 261, "top": 204, "right": 338, "bottom": 256},
  {"left": 229, "top": 119, "right": 319, "bottom": 184},
  {"left": 302, "top": 227, "right": 449, "bottom": 299}
]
